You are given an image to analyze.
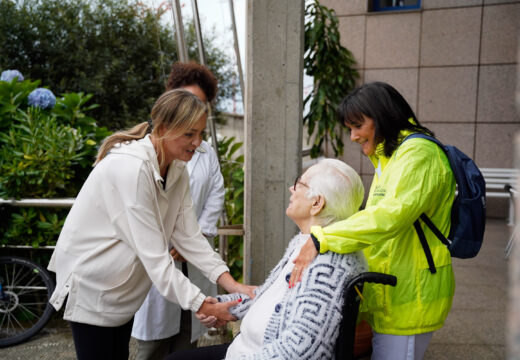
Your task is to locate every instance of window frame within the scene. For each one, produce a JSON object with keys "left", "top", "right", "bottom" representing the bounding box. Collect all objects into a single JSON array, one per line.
[{"left": 372, "top": 0, "right": 421, "bottom": 12}]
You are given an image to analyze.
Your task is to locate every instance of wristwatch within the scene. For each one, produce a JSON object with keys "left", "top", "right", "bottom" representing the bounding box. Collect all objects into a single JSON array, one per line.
[{"left": 311, "top": 233, "right": 320, "bottom": 252}]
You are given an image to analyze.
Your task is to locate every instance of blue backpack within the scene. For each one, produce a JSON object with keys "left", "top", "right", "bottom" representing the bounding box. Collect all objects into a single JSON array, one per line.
[{"left": 403, "top": 134, "right": 486, "bottom": 274}]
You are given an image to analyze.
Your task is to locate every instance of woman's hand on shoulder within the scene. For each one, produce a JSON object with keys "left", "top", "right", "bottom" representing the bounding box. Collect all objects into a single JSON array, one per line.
[{"left": 289, "top": 235, "right": 318, "bottom": 287}]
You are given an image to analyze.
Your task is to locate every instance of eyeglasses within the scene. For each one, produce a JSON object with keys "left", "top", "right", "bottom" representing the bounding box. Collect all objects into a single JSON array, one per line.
[{"left": 293, "top": 175, "right": 310, "bottom": 190}]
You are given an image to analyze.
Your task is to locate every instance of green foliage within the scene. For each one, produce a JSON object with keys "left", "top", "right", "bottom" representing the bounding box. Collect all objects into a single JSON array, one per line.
[
  {"left": 3, "top": 207, "right": 68, "bottom": 248},
  {"left": 304, "top": 0, "right": 359, "bottom": 158},
  {"left": 0, "top": 77, "right": 39, "bottom": 132},
  {"left": 216, "top": 136, "right": 244, "bottom": 281},
  {"left": 0, "top": 0, "right": 237, "bottom": 130},
  {"left": 0, "top": 107, "right": 84, "bottom": 198},
  {"left": 0, "top": 77, "right": 107, "bottom": 247}
]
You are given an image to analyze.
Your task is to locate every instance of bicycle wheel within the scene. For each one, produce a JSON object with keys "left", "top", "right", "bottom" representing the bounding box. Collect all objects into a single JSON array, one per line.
[{"left": 0, "top": 256, "right": 55, "bottom": 347}]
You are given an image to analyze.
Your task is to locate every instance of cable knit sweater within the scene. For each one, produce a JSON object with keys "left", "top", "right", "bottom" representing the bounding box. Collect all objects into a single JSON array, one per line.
[{"left": 217, "top": 233, "right": 368, "bottom": 360}]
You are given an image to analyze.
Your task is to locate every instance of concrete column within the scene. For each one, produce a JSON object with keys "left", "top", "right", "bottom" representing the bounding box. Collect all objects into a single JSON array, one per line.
[
  {"left": 509, "top": 133, "right": 520, "bottom": 360},
  {"left": 507, "top": 33, "right": 520, "bottom": 360},
  {"left": 244, "top": 0, "right": 304, "bottom": 284}
]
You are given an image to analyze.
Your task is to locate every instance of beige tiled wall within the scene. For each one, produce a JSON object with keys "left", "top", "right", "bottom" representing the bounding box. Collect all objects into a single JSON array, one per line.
[
  {"left": 365, "top": 13, "right": 421, "bottom": 68},
  {"left": 418, "top": 66, "right": 478, "bottom": 123},
  {"left": 477, "top": 64, "right": 519, "bottom": 124},
  {"left": 321, "top": 0, "right": 367, "bottom": 15},
  {"left": 320, "top": 0, "right": 520, "bottom": 216},
  {"left": 425, "top": 123, "right": 476, "bottom": 157},
  {"left": 476, "top": 123, "right": 520, "bottom": 167},
  {"left": 422, "top": 0, "right": 483, "bottom": 9},
  {"left": 485, "top": 0, "right": 519, "bottom": 4},
  {"left": 364, "top": 68, "right": 419, "bottom": 112},
  {"left": 420, "top": 7, "right": 482, "bottom": 66},
  {"left": 480, "top": 4, "right": 520, "bottom": 63},
  {"left": 338, "top": 16, "right": 366, "bottom": 68}
]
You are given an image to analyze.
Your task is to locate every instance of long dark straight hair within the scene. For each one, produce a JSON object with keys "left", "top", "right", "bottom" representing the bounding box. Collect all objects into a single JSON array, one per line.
[{"left": 337, "top": 82, "right": 434, "bottom": 157}]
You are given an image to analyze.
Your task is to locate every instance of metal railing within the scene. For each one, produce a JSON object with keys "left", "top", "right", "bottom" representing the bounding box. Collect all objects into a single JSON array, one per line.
[{"left": 0, "top": 198, "right": 243, "bottom": 257}]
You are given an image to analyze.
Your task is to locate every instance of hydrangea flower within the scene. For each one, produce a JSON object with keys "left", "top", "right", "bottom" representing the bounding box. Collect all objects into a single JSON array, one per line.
[
  {"left": 28, "top": 88, "right": 56, "bottom": 109},
  {"left": 1, "top": 69, "right": 24, "bottom": 82}
]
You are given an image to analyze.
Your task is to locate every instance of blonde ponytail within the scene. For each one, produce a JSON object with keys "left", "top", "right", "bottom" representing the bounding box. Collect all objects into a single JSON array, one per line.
[
  {"left": 94, "top": 89, "right": 206, "bottom": 167},
  {"left": 94, "top": 122, "right": 149, "bottom": 165}
]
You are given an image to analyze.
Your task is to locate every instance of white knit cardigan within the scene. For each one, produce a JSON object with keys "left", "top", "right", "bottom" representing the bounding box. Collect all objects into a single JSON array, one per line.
[{"left": 218, "top": 233, "right": 368, "bottom": 360}]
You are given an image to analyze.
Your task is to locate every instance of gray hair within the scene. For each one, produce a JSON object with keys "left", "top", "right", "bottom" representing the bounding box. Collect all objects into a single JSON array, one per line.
[{"left": 305, "top": 159, "right": 364, "bottom": 227}]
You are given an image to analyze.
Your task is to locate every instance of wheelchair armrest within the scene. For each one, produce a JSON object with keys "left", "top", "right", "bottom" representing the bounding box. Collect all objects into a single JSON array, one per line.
[{"left": 336, "top": 272, "right": 397, "bottom": 360}]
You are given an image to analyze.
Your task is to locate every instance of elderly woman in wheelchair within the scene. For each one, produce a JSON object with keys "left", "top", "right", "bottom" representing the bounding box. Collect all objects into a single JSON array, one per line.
[{"left": 166, "top": 158, "right": 368, "bottom": 360}]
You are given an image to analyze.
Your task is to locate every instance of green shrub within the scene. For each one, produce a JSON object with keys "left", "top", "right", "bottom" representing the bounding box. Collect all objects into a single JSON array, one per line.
[
  {"left": 0, "top": 0, "right": 237, "bottom": 130},
  {"left": 0, "top": 75, "right": 108, "bottom": 246},
  {"left": 0, "top": 77, "right": 39, "bottom": 132},
  {"left": 304, "top": 0, "right": 358, "bottom": 157},
  {"left": 216, "top": 136, "right": 244, "bottom": 281}
]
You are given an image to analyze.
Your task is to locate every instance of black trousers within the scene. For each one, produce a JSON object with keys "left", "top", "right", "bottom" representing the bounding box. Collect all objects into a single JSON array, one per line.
[
  {"left": 164, "top": 343, "right": 230, "bottom": 360},
  {"left": 69, "top": 318, "right": 134, "bottom": 360}
]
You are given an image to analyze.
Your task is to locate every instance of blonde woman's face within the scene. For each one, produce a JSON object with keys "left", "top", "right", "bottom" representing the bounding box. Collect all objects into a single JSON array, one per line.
[{"left": 161, "top": 114, "right": 207, "bottom": 163}]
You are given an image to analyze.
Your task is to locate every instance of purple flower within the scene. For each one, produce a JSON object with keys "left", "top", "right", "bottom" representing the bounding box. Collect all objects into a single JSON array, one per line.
[
  {"left": 28, "top": 88, "right": 56, "bottom": 109},
  {"left": 1, "top": 69, "right": 24, "bottom": 82}
]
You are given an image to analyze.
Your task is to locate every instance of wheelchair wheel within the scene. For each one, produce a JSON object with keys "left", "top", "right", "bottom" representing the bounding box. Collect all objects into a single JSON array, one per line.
[{"left": 0, "top": 256, "right": 55, "bottom": 347}]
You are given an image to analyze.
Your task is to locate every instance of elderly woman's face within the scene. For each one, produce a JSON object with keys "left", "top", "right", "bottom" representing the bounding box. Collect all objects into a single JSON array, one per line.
[{"left": 286, "top": 168, "right": 317, "bottom": 224}]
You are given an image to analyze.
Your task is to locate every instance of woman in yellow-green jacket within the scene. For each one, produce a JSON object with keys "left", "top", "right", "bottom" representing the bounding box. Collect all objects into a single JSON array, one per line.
[{"left": 290, "top": 82, "right": 456, "bottom": 360}]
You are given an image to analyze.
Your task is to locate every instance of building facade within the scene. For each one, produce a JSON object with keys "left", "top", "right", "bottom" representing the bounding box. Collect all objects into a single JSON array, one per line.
[{"left": 321, "top": 0, "right": 520, "bottom": 216}]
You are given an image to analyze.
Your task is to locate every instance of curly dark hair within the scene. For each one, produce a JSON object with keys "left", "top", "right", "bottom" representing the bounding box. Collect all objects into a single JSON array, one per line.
[{"left": 165, "top": 62, "right": 218, "bottom": 102}]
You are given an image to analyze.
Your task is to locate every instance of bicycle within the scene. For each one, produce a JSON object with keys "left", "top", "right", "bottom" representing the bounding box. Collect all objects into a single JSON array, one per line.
[{"left": 0, "top": 255, "right": 55, "bottom": 347}]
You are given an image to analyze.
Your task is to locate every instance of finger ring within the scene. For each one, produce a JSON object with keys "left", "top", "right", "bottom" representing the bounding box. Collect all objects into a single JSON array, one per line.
[{"left": 294, "top": 267, "right": 299, "bottom": 271}]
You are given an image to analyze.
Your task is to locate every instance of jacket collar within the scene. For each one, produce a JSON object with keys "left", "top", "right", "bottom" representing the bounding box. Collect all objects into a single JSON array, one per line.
[
  {"left": 109, "top": 135, "right": 186, "bottom": 192},
  {"left": 368, "top": 129, "right": 414, "bottom": 173}
]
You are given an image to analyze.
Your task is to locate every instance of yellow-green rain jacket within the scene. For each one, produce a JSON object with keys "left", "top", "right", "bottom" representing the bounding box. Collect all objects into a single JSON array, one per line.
[{"left": 311, "top": 130, "right": 456, "bottom": 335}]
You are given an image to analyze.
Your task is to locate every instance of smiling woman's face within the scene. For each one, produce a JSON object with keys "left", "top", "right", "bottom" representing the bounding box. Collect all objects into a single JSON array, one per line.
[
  {"left": 160, "top": 114, "right": 207, "bottom": 163},
  {"left": 345, "top": 115, "right": 377, "bottom": 156}
]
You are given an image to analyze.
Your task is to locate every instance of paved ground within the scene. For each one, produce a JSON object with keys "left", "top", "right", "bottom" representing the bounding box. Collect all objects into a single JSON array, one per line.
[
  {"left": 424, "top": 218, "right": 508, "bottom": 360},
  {"left": 0, "top": 219, "right": 509, "bottom": 359}
]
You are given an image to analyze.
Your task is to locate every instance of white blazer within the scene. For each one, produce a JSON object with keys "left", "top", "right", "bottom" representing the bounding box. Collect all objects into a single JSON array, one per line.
[
  {"left": 132, "top": 140, "right": 225, "bottom": 342},
  {"left": 48, "top": 137, "right": 228, "bottom": 327}
]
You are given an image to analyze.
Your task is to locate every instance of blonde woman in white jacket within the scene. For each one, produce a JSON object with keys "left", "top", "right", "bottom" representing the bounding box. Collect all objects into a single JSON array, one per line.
[
  {"left": 48, "top": 89, "right": 253, "bottom": 360},
  {"left": 132, "top": 140, "right": 225, "bottom": 359}
]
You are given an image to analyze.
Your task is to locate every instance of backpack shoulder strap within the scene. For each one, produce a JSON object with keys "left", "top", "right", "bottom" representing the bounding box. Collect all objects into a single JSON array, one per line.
[
  {"left": 403, "top": 134, "right": 451, "bottom": 274},
  {"left": 413, "top": 220, "right": 437, "bottom": 274},
  {"left": 403, "top": 133, "right": 443, "bottom": 148},
  {"left": 419, "top": 213, "right": 450, "bottom": 248}
]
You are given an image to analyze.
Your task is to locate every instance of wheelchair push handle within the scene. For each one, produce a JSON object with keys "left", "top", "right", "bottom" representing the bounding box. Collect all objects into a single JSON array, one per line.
[{"left": 350, "top": 272, "right": 397, "bottom": 287}]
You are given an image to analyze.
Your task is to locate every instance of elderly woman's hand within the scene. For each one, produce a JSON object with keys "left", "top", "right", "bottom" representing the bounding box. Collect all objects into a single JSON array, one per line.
[
  {"left": 216, "top": 272, "right": 258, "bottom": 299},
  {"left": 233, "top": 283, "right": 258, "bottom": 300},
  {"left": 289, "top": 236, "right": 318, "bottom": 287}
]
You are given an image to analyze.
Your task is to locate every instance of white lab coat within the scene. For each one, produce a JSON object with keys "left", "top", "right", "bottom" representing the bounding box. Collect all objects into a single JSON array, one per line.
[{"left": 132, "top": 140, "right": 225, "bottom": 342}]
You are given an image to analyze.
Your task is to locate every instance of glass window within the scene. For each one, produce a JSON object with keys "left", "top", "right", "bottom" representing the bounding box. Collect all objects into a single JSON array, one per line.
[{"left": 372, "top": 0, "right": 421, "bottom": 12}]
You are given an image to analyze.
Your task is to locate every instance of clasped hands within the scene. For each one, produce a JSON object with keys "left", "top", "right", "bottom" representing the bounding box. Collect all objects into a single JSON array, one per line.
[
  {"left": 195, "top": 296, "right": 237, "bottom": 329},
  {"left": 170, "top": 247, "right": 257, "bottom": 328},
  {"left": 195, "top": 280, "right": 257, "bottom": 328}
]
